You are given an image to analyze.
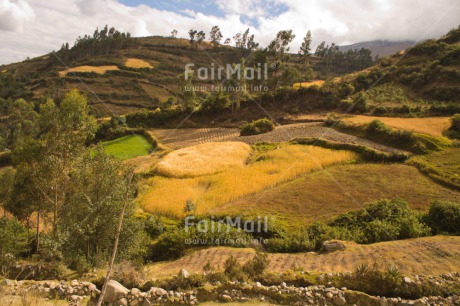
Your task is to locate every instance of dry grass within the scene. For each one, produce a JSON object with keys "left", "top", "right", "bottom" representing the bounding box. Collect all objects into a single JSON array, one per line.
[
  {"left": 293, "top": 80, "right": 325, "bottom": 88},
  {"left": 140, "top": 83, "right": 172, "bottom": 102},
  {"left": 145, "top": 236, "right": 460, "bottom": 278},
  {"left": 125, "top": 58, "right": 153, "bottom": 68},
  {"left": 213, "top": 163, "right": 460, "bottom": 227},
  {"left": 156, "top": 142, "right": 251, "bottom": 178},
  {"left": 0, "top": 288, "right": 68, "bottom": 306},
  {"left": 343, "top": 115, "right": 451, "bottom": 137},
  {"left": 141, "top": 144, "right": 358, "bottom": 217},
  {"left": 58, "top": 65, "right": 119, "bottom": 76}
]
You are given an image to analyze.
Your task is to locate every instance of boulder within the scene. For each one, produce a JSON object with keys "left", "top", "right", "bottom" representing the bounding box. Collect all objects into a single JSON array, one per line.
[
  {"left": 103, "top": 280, "right": 129, "bottom": 303},
  {"left": 179, "top": 269, "right": 190, "bottom": 279},
  {"left": 150, "top": 287, "right": 168, "bottom": 296},
  {"left": 333, "top": 296, "right": 347, "bottom": 305},
  {"left": 322, "top": 241, "right": 346, "bottom": 253}
]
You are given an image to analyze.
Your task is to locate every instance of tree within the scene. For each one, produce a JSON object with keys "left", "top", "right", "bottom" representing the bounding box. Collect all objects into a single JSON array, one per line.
[
  {"left": 299, "top": 30, "right": 312, "bottom": 63},
  {"left": 209, "top": 26, "right": 222, "bottom": 47},
  {"left": 224, "top": 38, "right": 231, "bottom": 45},
  {"left": 188, "top": 29, "right": 197, "bottom": 48},
  {"left": 0, "top": 167, "right": 15, "bottom": 218},
  {"left": 60, "top": 148, "right": 147, "bottom": 263},
  {"left": 12, "top": 90, "right": 96, "bottom": 241},
  {"left": 196, "top": 31, "right": 206, "bottom": 47},
  {"left": 0, "top": 218, "right": 29, "bottom": 256},
  {"left": 171, "top": 29, "right": 178, "bottom": 38},
  {"left": 268, "top": 30, "right": 295, "bottom": 59}
]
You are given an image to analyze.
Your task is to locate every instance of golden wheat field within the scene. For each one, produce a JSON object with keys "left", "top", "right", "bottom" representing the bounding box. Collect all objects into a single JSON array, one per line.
[
  {"left": 156, "top": 142, "right": 251, "bottom": 178},
  {"left": 292, "top": 80, "right": 325, "bottom": 88},
  {"left": 58, "top": 65, "right": 119, "bottom": 76},
  {"left": 343, "top": 115, "right": 451, "bottom": 137},
  {"left": 124, "top": 58, "right": 153, "bottom": 68},
  {"left": 141, "top": 144, "right": 358, "bottom": 217}
]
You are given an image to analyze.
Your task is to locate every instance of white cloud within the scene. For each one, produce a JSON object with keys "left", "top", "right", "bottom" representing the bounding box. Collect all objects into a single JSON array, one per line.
[
  {"left": 0, "top": 0, "right": 35, "bottom": 32},
  {"left": 0, "top": 0, "right": 459, "bottom": 65}
]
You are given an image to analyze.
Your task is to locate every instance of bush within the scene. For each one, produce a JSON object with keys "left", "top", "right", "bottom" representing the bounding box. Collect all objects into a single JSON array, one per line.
[
  {"left": 112, "top": 261, "right": 145, "bottom": 288},
  {"left": 450, "top": 114, "right": 460, "bottom": 132},
  {"left": 0, "top": 218, "right": 29, "bottom": 257},
  {"left": 265, "top": 231, "right": 314, "bottom": 253},
  {"left": 425, "top": 201, "right": 460, "bottom": 234},
  {"left": 240, "top": 118, "right": 275, "bottom": 136},
  {"left": 224, "top": 256, "right": 247, "bottom": 281},
  {"left": 243, "top": 252, "right": 270, "bottom": 277},
  {"left": 351, "top": 92, "right": 369, "bottom": 113}
]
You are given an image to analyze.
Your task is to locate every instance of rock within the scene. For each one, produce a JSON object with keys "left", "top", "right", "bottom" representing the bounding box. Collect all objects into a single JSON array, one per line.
[
  {"left": 131, "top": 288, "right": 141, "bottom": 296},
  {"left": 118, "top": 297, "right": 128, "bottom": 306},
  {"left": 333, "top": 296, "right": 347, "bottom": 305},
  {"left": 70, "top": 280, "right": 79, "bottom": 287},
  {"left": 103, "top": 280, "right": 129, "bottom": 303},
  {"left": 322, "top": 240, "right": 346, "bottom": 253},
  {"left": 179, "top": 269, "right": 190, "bottom": 279},
  {"left": 221, "top": 294, "right": 232, "bottom": 302},
  {"left": 326, "top": 292, "right": 334, "bottom": 299},
  {"left": 150, "top": 287, "right": 168, "bottom": 296},
  {"left": 404, "top": 277, "right": 413, "bottom": 284},
  {"left": 345, "top": 290, "right": 381, "bottom": 306}
]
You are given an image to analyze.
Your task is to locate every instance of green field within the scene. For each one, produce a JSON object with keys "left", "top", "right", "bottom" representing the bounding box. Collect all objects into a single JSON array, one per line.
[{"left": 102, "top": 135, "right": 153, "bottom": 160}]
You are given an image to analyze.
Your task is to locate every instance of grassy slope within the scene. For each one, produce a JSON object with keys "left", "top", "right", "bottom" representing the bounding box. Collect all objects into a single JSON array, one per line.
[
  {"left": 102, "top": 135, "right": 153, "bottom": 160},
  {"left": 146, "top": 236, "right": 460, "bottom": 278},
  {"left": 408, "top": 148, "right": 460, "bottom": 189},
  {"left": 210, "top": 163, "right": 460, "bottom": 227}
]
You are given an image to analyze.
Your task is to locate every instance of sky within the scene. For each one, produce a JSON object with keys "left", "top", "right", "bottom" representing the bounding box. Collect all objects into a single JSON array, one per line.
[{"left": 0, "top": 0, "right": 459, "bottom": 65}]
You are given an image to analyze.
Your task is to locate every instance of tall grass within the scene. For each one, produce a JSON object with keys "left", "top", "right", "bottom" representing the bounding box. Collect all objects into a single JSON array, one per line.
[{"left": 141, "top": 144, "right": 358, "bottom": 217}]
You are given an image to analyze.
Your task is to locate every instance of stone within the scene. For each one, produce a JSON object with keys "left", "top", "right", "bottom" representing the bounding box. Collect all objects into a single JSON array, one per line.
[
  {"left": 322, "top": 240, "right": 346, "bottom": 253},
  {"left": 131, "top": 288, "right": 141, "bottom": 296},
  {"left": 150, "top": 287, "right": 168, "bottom": 296},
  {"left": 333, "top": 296, "right": 347, "bottom": 305},
  {"left": 404, "top": 277, "right": 413, "bottom": 284},
  {"left": 221, "top": 294, "right": 232, "bottom": 302},
  {"left": 326, "top": 292, "right": 334, "bottom": 299},
  {"left": 70, "top": 280, "right": 79, "bottom": 287},
  {"left": 118, "top": 297, "right": 128, "bottom": 306},
  {"left": 104, "top": 280, "right": 129, "bottom": 303},
  {"left": 179, "top": 269, "right": 190, "bottom": 279}
]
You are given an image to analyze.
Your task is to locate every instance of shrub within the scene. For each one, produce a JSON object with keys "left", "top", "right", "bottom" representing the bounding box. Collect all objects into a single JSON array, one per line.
[
  {"left": 112, "top": 261, "right": 145, "bottom": 288},
  {"left": 450, "top": 114, "right": 460, "bottom": 131},
  {"left": 224, "top": 256, "right": 247, "bottom": 281},
  {"left": 425, "top": 201, "right": 460, "bottom": 234},
  {"left": 265, "top": 231, "right": 314, "bottom": 253},
  {"left": 351, "top": 92, "right": 369, "bottom": 113},
  {"left": 0, "top": 218, "right": 29, "bottom": 257},
  {"left": 243, "top": 252, "right": 270, "bottom": 278},
  {"left": 240, "top": 118, "right": 275, "bottom": 136}
]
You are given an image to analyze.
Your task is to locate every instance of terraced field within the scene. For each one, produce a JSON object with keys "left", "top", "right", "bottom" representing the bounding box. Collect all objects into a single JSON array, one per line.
[
  {"left": 210, "top": 163, "right": 460, "bottom": 226},
  {"left": 151, "top": 122, "right": 409, "bottom": 154},
  {"left": 146, "top": 236, "right": 460, "bottom": 278}
]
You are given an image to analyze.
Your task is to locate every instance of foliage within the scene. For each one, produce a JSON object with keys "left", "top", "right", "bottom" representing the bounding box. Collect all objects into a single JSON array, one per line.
[
  {"left": 240, "top": 118, "right": 275, "bottom": 136},
  {"left": 59, "top": 148, "right": 149, "bottom": 264},
  {"left": 425, "top": 201, "right": 460, "bottom": 235},
  {"left": 351, "top": 92, "right": 369, "bottom": 113},
  {"left": 0, "top": 218, "right": 29, "bottom": 256},
  {"left": 199, "top": 90, "right": 231, "bottom": 113}
]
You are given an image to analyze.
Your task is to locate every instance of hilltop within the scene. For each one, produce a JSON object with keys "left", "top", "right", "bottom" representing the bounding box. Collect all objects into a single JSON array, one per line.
[{"left": 339, "top": 40, "right": 415, "bottom": 58}]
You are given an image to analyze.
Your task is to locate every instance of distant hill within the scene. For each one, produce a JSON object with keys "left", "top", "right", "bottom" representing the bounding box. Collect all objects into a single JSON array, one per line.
[{"left": 339, "top": 40, "right": 415, "bottom": 58}]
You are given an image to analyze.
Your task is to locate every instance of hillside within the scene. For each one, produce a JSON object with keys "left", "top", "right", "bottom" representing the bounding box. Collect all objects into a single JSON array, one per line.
[
  {"left": 1, "top": 26, "right": 457, "bottom": 122},
  {"left": 339, "top": 40, "right": 415, "bottom": 58}
]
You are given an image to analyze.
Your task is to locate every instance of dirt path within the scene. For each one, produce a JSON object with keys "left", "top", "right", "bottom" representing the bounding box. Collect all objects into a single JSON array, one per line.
[
  {"left": 151, "top": 123, "right": 408, "bottom": 154},
  {"left": 145, "top": 236, "right": 460, "bottom": 278}
]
